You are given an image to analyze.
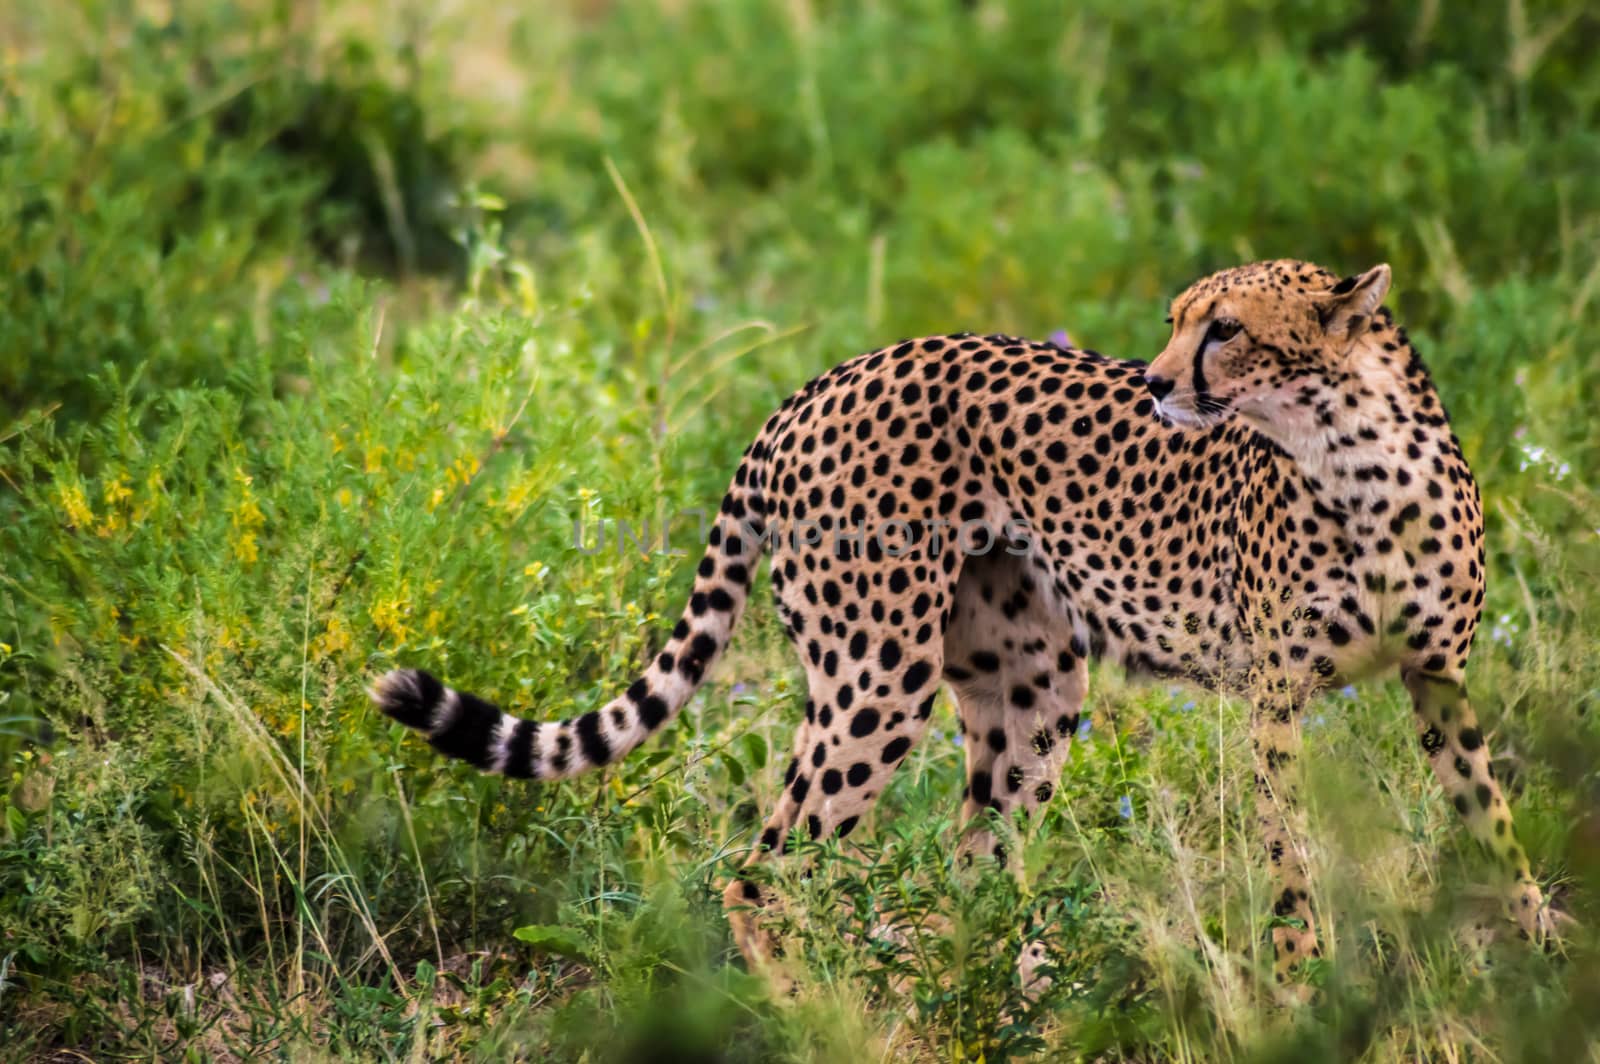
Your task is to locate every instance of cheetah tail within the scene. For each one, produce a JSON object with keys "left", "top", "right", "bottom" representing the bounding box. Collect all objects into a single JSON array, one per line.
[{"left": 369, "top": 450, "right": 769, "bottom": 781}]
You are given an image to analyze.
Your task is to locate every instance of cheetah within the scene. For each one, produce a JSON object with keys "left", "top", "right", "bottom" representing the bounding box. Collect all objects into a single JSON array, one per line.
[{"left": 372, "top": 259, "right": 1553, "bottom": 987}]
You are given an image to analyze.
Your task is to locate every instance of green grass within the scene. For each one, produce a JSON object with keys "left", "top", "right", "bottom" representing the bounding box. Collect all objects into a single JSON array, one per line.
[{"left": 3, "top": 0, "right": 1600, "bottom": 1059}]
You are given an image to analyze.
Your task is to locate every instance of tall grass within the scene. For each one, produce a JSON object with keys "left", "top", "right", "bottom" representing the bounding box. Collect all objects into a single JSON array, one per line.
[{"left": 3, "top": 0, "right": 1599, "bottom": 1059}]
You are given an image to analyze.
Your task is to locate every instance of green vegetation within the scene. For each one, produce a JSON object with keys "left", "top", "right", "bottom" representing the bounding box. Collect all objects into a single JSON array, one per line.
[{"left": 4, "top": 1, "right": 1599, "bottom": 1059}]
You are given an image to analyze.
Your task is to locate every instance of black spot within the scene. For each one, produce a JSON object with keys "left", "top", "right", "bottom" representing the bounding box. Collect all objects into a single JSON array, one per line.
[
  {"left": 503, "top": 720, "right": 538, "bottom": 778},
  {"left": 427, "top": 688, "right": 502, "bottom": 768},
  {"left": 880, "top": 640, "right": 902, "bottom": 671},
  {"left": 850, "top": 708, "right": 882, "bottom": 737},
  {"left": 902, "top": 661, "right": 934, "bottom": 693},
  {"left": 639, "top": 695, "right": 670, "bottom": 729},
  {"left": 575, "top": 710, "right": 612, "bottom": 766}
]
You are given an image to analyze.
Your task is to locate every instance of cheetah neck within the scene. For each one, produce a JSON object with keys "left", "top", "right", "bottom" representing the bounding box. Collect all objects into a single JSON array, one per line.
[{"left": 1247, "top": 322, "right": 1458, "bottom": 519}]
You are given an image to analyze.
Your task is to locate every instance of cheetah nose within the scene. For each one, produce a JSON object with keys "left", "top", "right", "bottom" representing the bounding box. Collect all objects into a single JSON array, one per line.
[{"left": 1144, "top": 374, "right": 1175, "bottom": 401}]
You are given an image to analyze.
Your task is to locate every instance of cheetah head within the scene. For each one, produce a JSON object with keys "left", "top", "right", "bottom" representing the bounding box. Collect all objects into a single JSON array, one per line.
[{"left": 1142, "top": 259, "right": 1391, "bottom": 432}]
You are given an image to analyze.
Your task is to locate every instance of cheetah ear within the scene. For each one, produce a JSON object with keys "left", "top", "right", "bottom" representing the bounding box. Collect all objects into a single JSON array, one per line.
[{"left": 1316, "top": 263, "right": 1390, "bottom": 345}]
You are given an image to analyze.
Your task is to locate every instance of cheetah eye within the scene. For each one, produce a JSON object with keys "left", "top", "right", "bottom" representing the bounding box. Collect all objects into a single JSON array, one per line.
[{"left": 1208, "top": 318, "right": 1242, "bottom": 342}]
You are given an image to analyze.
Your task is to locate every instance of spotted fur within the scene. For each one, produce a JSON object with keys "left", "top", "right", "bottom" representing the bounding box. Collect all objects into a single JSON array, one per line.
[{"left": 372, "top": 259, "right": 1551, "bottom": 985}]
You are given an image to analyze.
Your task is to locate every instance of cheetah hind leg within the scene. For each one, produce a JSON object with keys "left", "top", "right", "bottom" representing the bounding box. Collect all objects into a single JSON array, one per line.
[
  {"left": 721, "top": 629, "right": 949, "bottom": 994},
  {"left": 944, "top": 552, "right": 1088, "bottom": 998}
]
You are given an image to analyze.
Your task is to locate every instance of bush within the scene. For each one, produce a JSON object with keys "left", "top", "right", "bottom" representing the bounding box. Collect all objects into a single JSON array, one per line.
[{"left": 3, "top": 1, "right": 1598, "bottom": 1059}]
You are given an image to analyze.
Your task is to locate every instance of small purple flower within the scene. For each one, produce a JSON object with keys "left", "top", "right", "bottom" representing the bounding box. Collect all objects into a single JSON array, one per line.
[
  {"left": 1180, "top": 700, "right": 1196, "bottom": 712},
  {"left": 952, "top": 732, "right": 964, "bottom": 747},
  {"left": 1118, "top": 794, "right": 1133, "bottom": 820},
  {"left": 1049, "top": 329, "right": 1073, "bottom": 349},
  {"left": 1076, "top": 717, "right": 1092, "bottom": 740},
  {"left": 731, "top": 683, "right": 747, "bottom": 696},
  {"left": 1338, "top": 685, "right": 1357, "bottom": 700}
]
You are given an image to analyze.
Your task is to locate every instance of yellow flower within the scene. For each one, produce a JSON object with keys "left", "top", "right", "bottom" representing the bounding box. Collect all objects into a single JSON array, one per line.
[
  {"left": 314, "top": 615, "right": 353, "bottom": 657},
  {"left": 370, "top": 587, "right": 413, "bottom": 642},
  {"left": 338, "top": 487, "right": 354, "bottom": 508},
  {"left": 56, "top": 482, "right": 94, "bottom": 529},
  {"left": 445, "top": 454, "right": 481, "bottom": 488},
  {"left": 501, "top": 472, "right": 541, "bottom": 515},
  {"left": 229, "top": 467, "right": 266, "bottom": 565},
  {"left": 103, "top": 473, "right": 132, "bottom": 508}
]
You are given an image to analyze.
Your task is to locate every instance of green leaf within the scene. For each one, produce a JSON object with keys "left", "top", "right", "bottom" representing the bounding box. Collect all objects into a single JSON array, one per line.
[
  {"left": 512, "top": 924, "right": 590, "bottom": 960},
  {"left": 720, "top": 749, "right": 746, "bottom": 786},
  {"left": 740, "top": 731, "right": 767, "bottom": 771}
]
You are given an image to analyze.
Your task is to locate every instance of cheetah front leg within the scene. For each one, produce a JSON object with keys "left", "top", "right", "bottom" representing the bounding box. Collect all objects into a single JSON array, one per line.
[
  {"left": 1251, "top": 695, "right": 1320, "bottom": 985},
  {"left": 1403, "top": 669, "right": 1553, "bottom": 944}
]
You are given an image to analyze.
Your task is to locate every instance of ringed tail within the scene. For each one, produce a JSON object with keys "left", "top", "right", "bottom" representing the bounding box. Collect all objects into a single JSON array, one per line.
[{"left": 370, "top": 441, "right": 771, "bottom": 780}]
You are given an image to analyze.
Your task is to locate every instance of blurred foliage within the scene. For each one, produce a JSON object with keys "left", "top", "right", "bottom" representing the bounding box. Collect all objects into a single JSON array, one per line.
[{"left": 2, "top": 0, "right": 1599, "bottom": 1059}]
